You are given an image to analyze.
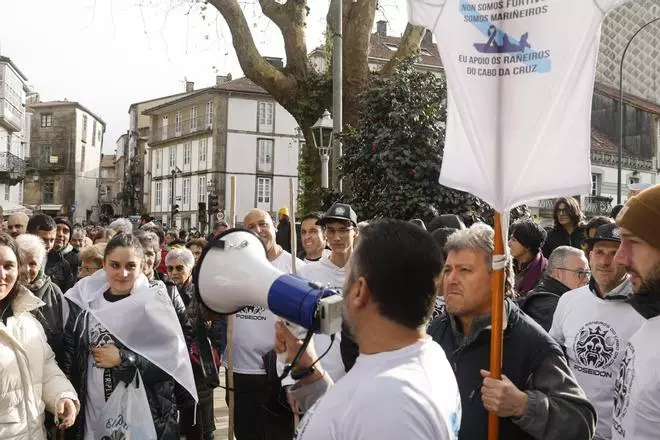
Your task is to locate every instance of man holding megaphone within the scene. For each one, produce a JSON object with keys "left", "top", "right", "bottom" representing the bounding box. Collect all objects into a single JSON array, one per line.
[{"left": 275, "top": 220, "right": 461, "bottom": 440}]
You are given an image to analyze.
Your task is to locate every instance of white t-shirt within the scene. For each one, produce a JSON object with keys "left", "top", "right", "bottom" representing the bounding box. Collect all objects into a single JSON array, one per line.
[
  {"left": 549, "top": 284, "right": 644, "bottom": 439},
  {"left": 297, "top": 255, "right": 346, "bottom": 382},
  {"left": 230, "top": 250, "right": 306, "bottom": 374},
  {"left": 295, "top": 339, "right": 461, "bottom": 440},
  {"left": 84, "top": 293, "right": 122, "bottom": 440},
  {"left": 407, "top": 0, "right": 630, "bottom": 209},
  {"left": 611, "top": 315, "right": 660, "bottom": 440}
]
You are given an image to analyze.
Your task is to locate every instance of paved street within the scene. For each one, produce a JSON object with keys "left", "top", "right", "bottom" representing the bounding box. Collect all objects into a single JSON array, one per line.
[{"left": 213, "top": 369, "right": 231, "bottom": 438}]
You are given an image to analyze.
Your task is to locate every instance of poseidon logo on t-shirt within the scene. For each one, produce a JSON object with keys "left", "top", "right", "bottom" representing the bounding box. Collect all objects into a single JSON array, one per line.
[
  {"left": 612, "top": 342, "right": 635, "bottom": 436},
  {"left": 236, "top": 305, "right": 267, "bottom": 320},
  {"left": 572, "top": 321, "right": 620, "bottom": 375}
]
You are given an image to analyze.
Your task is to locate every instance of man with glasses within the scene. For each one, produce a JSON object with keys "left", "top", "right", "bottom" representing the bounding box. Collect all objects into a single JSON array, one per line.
[
  {"left": 518, "top": 246, "right": 589, "bottom": 331},
  {"left": 297, "top": 203, "right": 358, "bottom": 381},
  {"left": 550, "top": 224, "right": 645, "bottom": 440}
]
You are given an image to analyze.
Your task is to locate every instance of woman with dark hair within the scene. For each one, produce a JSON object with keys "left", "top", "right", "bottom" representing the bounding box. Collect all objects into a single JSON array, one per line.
[
  {"left": 185, "top": 238, "right": 208, "bottom": 265},
  {"left": 509, "top": 219, "right": 548, "bottom": 295},
  {"left": 0, "top": 232, "right": 79, "bottom": 439},
  {"left": 61, "top": 233, "right": 196, "bottom": 440},
  {"left": 542, "top": 196, "right": 586, "bottom": 258}
]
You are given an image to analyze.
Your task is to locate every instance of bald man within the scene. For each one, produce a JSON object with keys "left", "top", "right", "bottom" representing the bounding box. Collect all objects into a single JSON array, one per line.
[
  {"left": 7, "top": 212, "right": 29, "bottom": 237},
  {"left": 228, "top": 208, "right": 304, "bottom": 440}
]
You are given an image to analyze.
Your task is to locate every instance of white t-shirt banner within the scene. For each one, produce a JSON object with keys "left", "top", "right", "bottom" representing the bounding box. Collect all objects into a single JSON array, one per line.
[{"left": 407, "top": 0, "right": 630, "bottom": 211}]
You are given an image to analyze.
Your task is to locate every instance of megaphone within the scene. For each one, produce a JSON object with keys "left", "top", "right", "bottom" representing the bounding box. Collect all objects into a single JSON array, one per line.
[{"left": 194, "top": 229, "right": 343, "bottom": 335}]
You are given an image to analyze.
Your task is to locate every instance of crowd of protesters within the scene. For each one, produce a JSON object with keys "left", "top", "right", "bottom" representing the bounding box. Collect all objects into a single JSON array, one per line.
[{"left": 0, "top": 183, "right": 659, "bottom": 439}]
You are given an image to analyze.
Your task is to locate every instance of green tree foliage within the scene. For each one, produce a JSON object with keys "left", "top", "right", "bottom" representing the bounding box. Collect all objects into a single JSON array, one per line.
[{"left": 338, "top": 59, "right": 528, "bottom": 223}]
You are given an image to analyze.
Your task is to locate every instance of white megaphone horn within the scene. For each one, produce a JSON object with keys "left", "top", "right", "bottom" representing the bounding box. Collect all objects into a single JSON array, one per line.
[{"left": 194, "top": 229, "right": 343, "bottom": 334}]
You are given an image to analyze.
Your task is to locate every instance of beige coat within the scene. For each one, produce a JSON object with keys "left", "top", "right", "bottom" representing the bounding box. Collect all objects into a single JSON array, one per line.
[{"left": 0, "top": 286, "right": 78, "bottom": 440}]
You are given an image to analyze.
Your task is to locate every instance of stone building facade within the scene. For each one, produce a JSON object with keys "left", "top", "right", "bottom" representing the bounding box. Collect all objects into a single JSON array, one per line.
[{"left": 24, "top": 100, "right": 105, "bottom": 223}]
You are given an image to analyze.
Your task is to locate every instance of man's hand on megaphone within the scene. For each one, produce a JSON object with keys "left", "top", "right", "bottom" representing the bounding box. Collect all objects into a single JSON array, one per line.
[
  {"left": 275, "top": 321, "right": 316, "bottom": 367},
  {"left": 275, "top": 321, "right": 326, "bottom": 386}
]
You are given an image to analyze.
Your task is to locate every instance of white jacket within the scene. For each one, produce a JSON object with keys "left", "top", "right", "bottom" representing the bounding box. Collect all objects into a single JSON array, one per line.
[{"left": 0, "top": 286, "right": 78, "bottom": 440}]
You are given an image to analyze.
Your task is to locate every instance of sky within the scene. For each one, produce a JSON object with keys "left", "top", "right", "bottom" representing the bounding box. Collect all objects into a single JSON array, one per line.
[{"left": 0, "top": 0, "right": 410, "bottom": 154}]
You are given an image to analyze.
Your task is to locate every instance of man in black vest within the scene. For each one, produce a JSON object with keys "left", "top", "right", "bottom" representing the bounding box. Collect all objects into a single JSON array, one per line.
[{"left": 428, "top": 224, "right": 596, "bottom": 440}]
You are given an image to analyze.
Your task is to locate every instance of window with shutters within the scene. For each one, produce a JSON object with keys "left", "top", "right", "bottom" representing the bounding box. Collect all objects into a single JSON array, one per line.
[
  {"left": 169, "top": 146, "right": 176, "bottom": 168},
  {"left": 155, "top": 182, "right": 162, "bottom": 207},
  {"left": 183, "top": 178, "right": 191, "bottom": 205},
  {"left": 258, "top": 102, "right": 274, "bottom": 132},
  {"left": 205, "top": 101, "right": 213, "bottom": 127},
  {"left": 183, "top": 142, "right": 191, "bottom": 165},
  {"left": 257, "top": 177, "right": 272, "bottom": 204},
  {"left": 190, "top": 106, "right": 198, "bottom": 130},
  {"left": 175, "top": 111, "right": 182, "bottom": 134},
  {"left": 199, "top": 139, "right": 208, "bottom": 162},
  {"left": 198, "top": 176, "right": 207, "bottom": 203},
  {"left": 257, "top": 139, "right": 274, "bottom": 173}
]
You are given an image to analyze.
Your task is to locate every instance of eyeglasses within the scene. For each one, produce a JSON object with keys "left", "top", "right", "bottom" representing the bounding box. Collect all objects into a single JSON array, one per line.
[
  {"left": 556, "top": 267, "right": 591, "bottom": 279},
  {"left": 166, "top": 265, "right": 187, "bottom": 273},
  {"left": 556, "top": 208, "right": 568, "bottom": 214},
  {"left": 325, "top": 227, "right": 354, "bottom": 237}
]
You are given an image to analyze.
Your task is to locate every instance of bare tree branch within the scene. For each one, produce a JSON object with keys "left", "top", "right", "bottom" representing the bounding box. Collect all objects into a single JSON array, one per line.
[
  {"left": 257, "top": 0, "right": 309, "bottom": 76},
  {"left": 380, "top": 23, "right": 425, "bottom": 77},
  {"left": 208, "top": 0, "right": 289, "bottom": 92},
  {"left": 341, "top": 0, "right": 378, "bottom": 123}
]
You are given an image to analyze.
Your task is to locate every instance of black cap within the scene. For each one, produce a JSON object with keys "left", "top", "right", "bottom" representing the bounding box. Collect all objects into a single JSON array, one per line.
[
  {"left": 584, "top": 223, "right": 621, "bottom": 245},
  {"left": 319, "top": 203, "right": 358, "bottom": 227},
  {"left": 54, "top": 216, "right": 72, "bottom": 231}
]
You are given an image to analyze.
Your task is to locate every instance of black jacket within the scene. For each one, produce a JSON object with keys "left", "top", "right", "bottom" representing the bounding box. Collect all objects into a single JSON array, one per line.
[
  {"left": 27, "top": 275, "right": 66, "bottom": 366},
  {"left": 428, "top": 300, "right": 586, "bottom": 440},
  {"left": 516, "top": 275, "right": 571, "bottom": 332},
  {"left": 62, "top": 299, "right": 180, "bottom": 440},
  {"left": 160, "top": 279, "right": 194, "bottom": 347},
  {"left": 45, "top": 250, "right": 76, "bottom": 293},
  {"left": 62, "top": 245, "right": 81, "bottom": 276},
  {"left": 542, "top": 225, "right": 586, "bottom": 258},
  {"left": 276, "top": 217, "right": 292, "bottom": 253}
]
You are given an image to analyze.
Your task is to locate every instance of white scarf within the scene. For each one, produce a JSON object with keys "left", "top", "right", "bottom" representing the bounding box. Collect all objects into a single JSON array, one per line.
[{"left": 66, "top": 270, "right": 198, "bottom": 404}]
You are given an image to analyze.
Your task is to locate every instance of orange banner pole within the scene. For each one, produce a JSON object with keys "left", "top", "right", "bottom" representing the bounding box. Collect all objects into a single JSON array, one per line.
[
  {"left": 226, "top": 176, "right": 237, "bottom": 440},
  {"left": 488, "top": 211, "right": 505, "bottom": 440}
]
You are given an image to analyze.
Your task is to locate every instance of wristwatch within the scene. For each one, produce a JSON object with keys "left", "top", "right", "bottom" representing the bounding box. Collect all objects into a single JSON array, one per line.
[
  {"left": 119, "top": 349, "right": 136, "bottom": 367},
  {"left": 291, "top": 365, "right": 317, "bottom": 381}
]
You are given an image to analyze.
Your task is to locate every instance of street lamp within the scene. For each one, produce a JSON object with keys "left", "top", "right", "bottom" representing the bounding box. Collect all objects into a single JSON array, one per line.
[
  {"left": 312, "top": 110, "right": 334, "bottom": 188},
  {"left": 617, "top": 17, "right": 660, "bottom": 204},
  {"left": 171, "top": 166, "right": 182, "bottom": 226},
  {"left": 206, "top": 178, "right": 216, "bottom": 231}
]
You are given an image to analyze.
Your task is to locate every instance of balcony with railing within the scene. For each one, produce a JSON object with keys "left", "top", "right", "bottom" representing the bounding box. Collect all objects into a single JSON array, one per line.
[
  {"left": 582, "top": 195, "right": 613, "bottom": 217},
  {"left": 150, "top": 115, "right": 212, "bottom": 143},
  {"left": 538, "top": 199, "right": 555, "bottom": 218},
  {"left": 0, "top": 151, "right": 25, "bottom": 185},
  {"left": 591, "top": 150, "right": 654, "bottom": 172},
  {"left": 538, "top": 195, "right": 613, "bottom": 219}
]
